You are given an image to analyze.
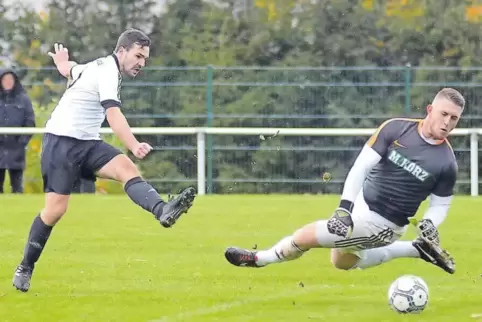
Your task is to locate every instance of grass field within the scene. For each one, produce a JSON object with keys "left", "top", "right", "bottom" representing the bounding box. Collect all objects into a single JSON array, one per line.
[{"left": 0, "top": 194, "right": 481, "bottom": 322}]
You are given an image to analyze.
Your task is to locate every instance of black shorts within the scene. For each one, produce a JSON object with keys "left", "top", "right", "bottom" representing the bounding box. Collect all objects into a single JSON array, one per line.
[{"left": 41, "top": 133, "right": 122, "bottom": 195}]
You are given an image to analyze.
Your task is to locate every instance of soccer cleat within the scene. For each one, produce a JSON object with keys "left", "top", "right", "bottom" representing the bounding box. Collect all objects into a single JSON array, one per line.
[
  {"left": 158, "top": 187, "right": 196, "bottom": 228},
  {"left": 13, "top": 264, "right": 34, "bottom": 292},
  {"left": 412, "top": 237, "right": 455, "bottom": 274},
  {"left": 224, "top": 247, "right": 261, "bottom": 268}
]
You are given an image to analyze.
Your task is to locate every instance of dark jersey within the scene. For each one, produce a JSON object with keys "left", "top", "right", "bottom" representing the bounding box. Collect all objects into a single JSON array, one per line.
[{"left": 362, "top": 118, "right": 457, "bottom": 226}]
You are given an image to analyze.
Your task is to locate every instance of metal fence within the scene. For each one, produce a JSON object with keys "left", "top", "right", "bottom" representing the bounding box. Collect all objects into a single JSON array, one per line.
[
  {"left": 2, "top": 66, "right": 481, "bottom": 194},
  {"left": 17, "top": 65, "right": 482, "bottom": 121},
  {"left": 0, "top": 126, "right": 479, "bottom": 196}
]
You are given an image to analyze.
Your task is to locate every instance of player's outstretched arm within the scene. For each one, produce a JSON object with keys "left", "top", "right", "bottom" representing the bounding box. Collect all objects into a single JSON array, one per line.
[
  {"left": 48, "top": 43, "right": 78, "bottom": 79},
  {"left": 327, "top": 144, "right": 382, "bottom": 238},
  {"left": 415, "top": 194, "right": 452, "bottom": 245},
  {"left": 339, "top": 119, "right": 400, "bottom": 209},
  {"left": 422, "top": 194, "right": 452, "bottom": 228},
  {"left": 327, "top": 119, "right": 399, "bottom": 238},
  {"left": 99, "top": 58, "right": 152, "bottom": 160},
  {"left": 419, "top": 162, "right": 457, "bottom": 243},
  {"left": 339, "top": 145, "right": 381, "bottom": 208},
  {"left": 106, "top": 107, "right": 152, "bottom": 159}
]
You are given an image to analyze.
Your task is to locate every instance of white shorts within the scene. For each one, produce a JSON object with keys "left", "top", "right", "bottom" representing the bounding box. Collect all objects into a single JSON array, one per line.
[{"left": 316, "top": 190, "right": 408, "bottom": 258}]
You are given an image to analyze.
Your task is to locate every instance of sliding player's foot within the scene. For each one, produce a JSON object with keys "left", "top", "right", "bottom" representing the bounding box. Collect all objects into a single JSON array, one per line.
[
  {"left": 158, "top": 187, "right": 196, "bottom": 228},
  {"left": 224, "top": 247, "right": 261, "bottom": 268},
  {"left": 13, "top": 264, "right": 34, "bottom": 292},
  {"left": 412, "top": 237, "right": 455, "bottom": 274}
]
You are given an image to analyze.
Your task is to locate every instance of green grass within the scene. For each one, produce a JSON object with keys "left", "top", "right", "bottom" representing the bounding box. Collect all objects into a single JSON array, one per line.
[{"left": 0, "top": 194, "right": 481, "bottom": 322}]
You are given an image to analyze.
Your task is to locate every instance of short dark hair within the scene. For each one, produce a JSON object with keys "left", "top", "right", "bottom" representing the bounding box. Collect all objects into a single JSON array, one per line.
[
  {"left": 435, "top": 88, "right": 465, "bottom": 110},
  {"left": 114, "top": 28, "right": 151, "bottom": 52}
]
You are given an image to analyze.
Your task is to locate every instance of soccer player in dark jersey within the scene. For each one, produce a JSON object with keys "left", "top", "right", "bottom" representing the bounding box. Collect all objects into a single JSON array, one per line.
[{"left": 224, "top": 88, "right": 462, "bottom": 275}]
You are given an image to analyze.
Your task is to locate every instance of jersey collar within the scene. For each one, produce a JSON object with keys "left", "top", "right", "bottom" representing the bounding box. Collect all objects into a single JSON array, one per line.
[
  {"left": 111, "top": 54, "right": 121, "bottom": 72},
  {"left": 417, "top": 121, "right": 445, "bottom": 145}
]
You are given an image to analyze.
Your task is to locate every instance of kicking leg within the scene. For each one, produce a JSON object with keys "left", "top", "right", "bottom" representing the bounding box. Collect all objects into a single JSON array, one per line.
[
  {"left": 94, "top": 153, "right": 195, "bottom": 227},
  {"left": 95, "top": 154, "right": 165, "bottom": 214},
  {"left": 13, "top": 192, "right": 70, "bottom": 292}
]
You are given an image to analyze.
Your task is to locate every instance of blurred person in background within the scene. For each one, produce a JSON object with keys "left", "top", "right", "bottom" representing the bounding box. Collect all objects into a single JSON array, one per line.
[{"left": 0, "top": 69, "right": 36, "bottom": 194}]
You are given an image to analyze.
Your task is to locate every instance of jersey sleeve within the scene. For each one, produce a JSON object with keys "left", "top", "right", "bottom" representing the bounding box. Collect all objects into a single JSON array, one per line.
[
  {"left": 340, "top": 144, "right": 382, "bottom": 204},
  {"left": 366, "top": 119, "right": 401, "bottom": 157},
  {"left": 432, "top": 163, "right": 457, "bottom": 197},
  {"left": 98, "top": 62, "right": 122, "bottom": 110},
  {"left": 423, "top": 194, "right": 452, "bottom": 227}
]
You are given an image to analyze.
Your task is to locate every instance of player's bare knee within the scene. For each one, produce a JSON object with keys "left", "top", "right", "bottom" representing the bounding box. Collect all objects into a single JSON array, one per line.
[
  {"left": 117, "top": 157, "right": 140, "bottom": 183},
  {"left": 41, "top": 193, "right": 69, "bottom": 225},
  {"left": 42, "top": 203, "right": 68, "bottom": 220},
  {"left": 331, "top": 258, "right": 353, "bottom": 270},
  {"left": 291, "top": 222, "right": 318, "bottom": 249},
  {"left": 330, "top": 249, "right": 359, "bottom": 270},
  {"left": 98, "top": 154, "right": 141, "bottom": 183}
]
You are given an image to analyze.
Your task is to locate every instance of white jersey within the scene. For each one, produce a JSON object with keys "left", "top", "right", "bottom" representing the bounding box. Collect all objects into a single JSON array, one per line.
[{"left": 45, "top": 54, "right": 122, "bottom": 140}]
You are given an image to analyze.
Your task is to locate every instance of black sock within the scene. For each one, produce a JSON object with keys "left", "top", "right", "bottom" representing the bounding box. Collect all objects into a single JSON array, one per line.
[
  {"left": 124, "top": 177, "right": 165, "bottom": 218},
  {"left": 21, "top": 215, "right": 53, "bottom": 268}
]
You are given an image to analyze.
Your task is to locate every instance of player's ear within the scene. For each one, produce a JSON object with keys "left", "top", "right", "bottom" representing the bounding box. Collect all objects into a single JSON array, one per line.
[
  {"left": 116, "top": 46, "right": 126, "bottom": 56},
  {"left": 426, "top": 104, "right": 433, "bottom": 114}
]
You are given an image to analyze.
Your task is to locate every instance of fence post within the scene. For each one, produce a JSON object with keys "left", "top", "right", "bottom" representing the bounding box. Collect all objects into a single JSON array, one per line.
[
  {"left": 196, "top": 131, "right": 206, "bottom": 195},
  {"left": 471, "top": 132, "right": 479, "bottom": 197},
  {"left": 206, "top": 65, "right": 214, "bottom": 194},
  {"left": 404, "top": 63, "right": 411, "bottom": 114}
]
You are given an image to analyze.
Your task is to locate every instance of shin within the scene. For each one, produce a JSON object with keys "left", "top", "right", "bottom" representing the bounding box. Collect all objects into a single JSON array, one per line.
[
  {"left": 21, "top": 193, "right": 69, "bottom": 268},
  {"left": 256, "top": 220, "right": 341, "bottom": 266}
]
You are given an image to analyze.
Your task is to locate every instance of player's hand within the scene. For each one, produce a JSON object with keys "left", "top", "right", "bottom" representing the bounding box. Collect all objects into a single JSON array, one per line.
[
  {"left": 48, "top": 43, "right": 69, "bottom": 65},
  {"left": 418, "top": 219, "right": 440, "bottom": 245},
  {"left": 131, "top": 142, "right": 152, "bottom": 159},
  {"left": 327, "top": 207, "right": 354, "bottom": 239}
]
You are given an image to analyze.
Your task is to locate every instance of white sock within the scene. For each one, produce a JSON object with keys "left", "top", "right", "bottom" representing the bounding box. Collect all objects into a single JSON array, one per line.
[
  {"left": 356, "top": 241, "right": 420, "bottom": 269},
  {"left": 255, "top": 236, "right": 305, "bottom": 266},
  {"left": 255, "top": 248, "right": 281, "bottom": 266}
]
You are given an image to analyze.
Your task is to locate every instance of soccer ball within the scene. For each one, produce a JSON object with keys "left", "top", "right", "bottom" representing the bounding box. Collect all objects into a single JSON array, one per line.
[{"left": 388, "top": 275, "right": 429, "bottom": 314}]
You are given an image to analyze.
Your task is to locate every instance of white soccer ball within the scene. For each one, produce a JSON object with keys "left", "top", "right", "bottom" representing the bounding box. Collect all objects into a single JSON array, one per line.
[{"left": 388, "top": 275, "right": 429, "bottom": 314}]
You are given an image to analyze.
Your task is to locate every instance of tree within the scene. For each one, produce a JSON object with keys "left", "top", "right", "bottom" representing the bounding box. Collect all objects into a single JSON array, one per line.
[
  {"left": 2, "top": 0, "right": 481, "bottom": 194},
  {"left": 0, "top": 0, "right": 9, "bottom": 64}
]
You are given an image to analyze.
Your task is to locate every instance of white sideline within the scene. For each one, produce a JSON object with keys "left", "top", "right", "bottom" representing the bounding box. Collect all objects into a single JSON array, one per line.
[{"left": 148, "top": 283, "right": 334, "bottom": 322}]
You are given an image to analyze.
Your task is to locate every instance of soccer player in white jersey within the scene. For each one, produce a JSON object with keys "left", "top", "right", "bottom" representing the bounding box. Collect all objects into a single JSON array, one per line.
[
  {"left": 13, "top": 29, "right": 196, "bottom": 292},
  {"left": 224, "top": 88, "right": 463, "bottom": 276}
]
